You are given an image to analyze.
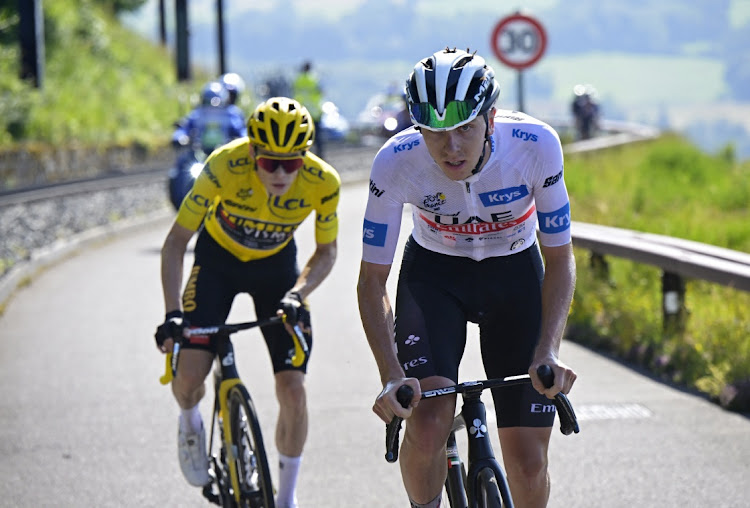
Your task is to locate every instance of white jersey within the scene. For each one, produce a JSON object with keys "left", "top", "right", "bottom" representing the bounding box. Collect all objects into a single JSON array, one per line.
[{"left": 362, "top": 109, "right": 571, "bottom": 264}]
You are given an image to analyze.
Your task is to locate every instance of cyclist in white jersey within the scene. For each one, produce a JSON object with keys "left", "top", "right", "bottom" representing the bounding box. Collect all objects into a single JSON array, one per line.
[{"left": 357, "top": 48, "right": 577, "bottom": 508}]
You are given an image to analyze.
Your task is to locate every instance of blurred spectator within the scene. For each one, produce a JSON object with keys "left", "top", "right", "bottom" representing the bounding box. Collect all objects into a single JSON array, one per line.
[
  {"left": 571, "top": 84, "right": 600, "bottom": 140},
  {"left": 293, "top": 60, "right": 325, "bottom": 156}
]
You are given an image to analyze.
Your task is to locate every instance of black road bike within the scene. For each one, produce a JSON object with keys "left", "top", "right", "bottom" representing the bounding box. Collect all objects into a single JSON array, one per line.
[{"left": 385, "top": 366, "right": 579, "bottom": 508}]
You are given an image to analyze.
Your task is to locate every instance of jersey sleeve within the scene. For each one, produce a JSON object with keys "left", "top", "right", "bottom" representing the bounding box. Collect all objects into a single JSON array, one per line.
[
  {"left": 361, "top": 148, "right": 406, "bottom": 265},
  {"left": 531, "top": 126, "right": 571, "bottom": 247},
  {"left": 175, "top": 154, "right": 221, "bottom": 231},
  {"left": 314, "top": 166, "right": 341, "bottom": 245}
]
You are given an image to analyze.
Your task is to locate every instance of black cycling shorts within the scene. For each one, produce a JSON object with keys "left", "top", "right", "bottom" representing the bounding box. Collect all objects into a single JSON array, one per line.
[
  {"left": 180, "top": 230, "right": 312, "bottom": 374},
  {"left": 394, "top": 236, "right": 555, "bottom": 428}
]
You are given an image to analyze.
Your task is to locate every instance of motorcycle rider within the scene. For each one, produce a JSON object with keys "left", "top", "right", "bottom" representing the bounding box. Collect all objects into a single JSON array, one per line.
[
  {"left": 169, "top": 81, "right": 247, "bottom": 210},
  {"left": 571, "top": 84, "right": 600, "bottom": 140},
  {"left": 218, "top": 72, "right": 247, "bottom": 107}
]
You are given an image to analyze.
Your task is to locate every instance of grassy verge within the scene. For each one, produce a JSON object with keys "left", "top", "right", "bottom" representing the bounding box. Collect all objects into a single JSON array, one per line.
[{"left": 565, "top": 134, "right": 750, "bottom": 408}]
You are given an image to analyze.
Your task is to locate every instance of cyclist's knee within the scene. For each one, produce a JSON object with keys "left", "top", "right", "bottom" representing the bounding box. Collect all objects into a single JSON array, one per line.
[
  {"left": 404, "top": 399, "right": 454, "bottom": 453},
  {"left": 499, "top": 428, "right": 549, "bottom": 485}
]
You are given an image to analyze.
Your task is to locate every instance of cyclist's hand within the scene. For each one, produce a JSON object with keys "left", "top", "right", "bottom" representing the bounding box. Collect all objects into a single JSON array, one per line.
[
  {"left": 277, "top": 291, "right": 309, "bottom": 330},
  {"left": 154, "top": 310, "right": 187, "bottom": 354},
  {"left": 373, "top": 378, "right": 421, "bottom": 424},
  {"left": 529, "top": 359, "right": 577, "bottom": 398}
]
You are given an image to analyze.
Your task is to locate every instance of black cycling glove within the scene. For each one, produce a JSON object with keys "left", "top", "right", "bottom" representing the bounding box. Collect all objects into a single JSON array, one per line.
[
  {"left": 279, "top": 291, "right": 304, "bottom": 324},
  {"left": 154, "top": 310, "right": 186, "bottom": 348}
]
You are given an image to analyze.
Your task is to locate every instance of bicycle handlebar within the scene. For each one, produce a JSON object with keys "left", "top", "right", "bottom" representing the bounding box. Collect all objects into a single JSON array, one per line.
[
  {"left": 384, "top": 365, "right": 579, "bottom": 463},
  {"left": 159, "top": 315, "right": 309, "bottom": 385}
]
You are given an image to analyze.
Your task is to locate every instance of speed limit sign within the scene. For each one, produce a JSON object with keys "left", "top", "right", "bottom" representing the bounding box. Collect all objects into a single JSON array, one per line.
[{"left": 490, "top": 13, "right": 547, "bottom": 70}]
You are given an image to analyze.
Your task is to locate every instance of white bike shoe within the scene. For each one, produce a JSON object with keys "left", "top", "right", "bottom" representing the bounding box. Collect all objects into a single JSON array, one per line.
[{"left": 177, "top": 421, "right": 211, "bottom": 487}]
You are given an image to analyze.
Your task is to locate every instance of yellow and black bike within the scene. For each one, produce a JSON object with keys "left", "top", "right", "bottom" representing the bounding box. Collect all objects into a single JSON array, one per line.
[{"left": 160, "top": 316, "right": 308, "bottom": 508}]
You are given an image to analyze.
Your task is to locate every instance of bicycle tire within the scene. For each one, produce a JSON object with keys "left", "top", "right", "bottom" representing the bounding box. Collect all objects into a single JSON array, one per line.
[
  {"left": 228, "top": 385, "right": 275, "bottom": 508},
  {"left": 475, "top": 468, "right": 505, "bottom": 508}
]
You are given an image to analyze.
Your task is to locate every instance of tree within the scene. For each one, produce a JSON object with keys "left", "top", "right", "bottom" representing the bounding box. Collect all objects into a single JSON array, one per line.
[{"left": 93, "top": 0, "right": 148, "bottom": 14}]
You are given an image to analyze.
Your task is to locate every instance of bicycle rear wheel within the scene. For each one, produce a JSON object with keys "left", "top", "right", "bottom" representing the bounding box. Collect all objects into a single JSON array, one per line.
[
  {"left": 228, "top": 385, "right": 275, "bottom": 508},
  {"left": 475, "top": 468, "right": 506, "bottom": 508}
]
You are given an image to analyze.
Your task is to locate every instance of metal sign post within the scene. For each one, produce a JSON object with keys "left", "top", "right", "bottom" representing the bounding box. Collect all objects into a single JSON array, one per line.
[{"left": 490, "top": 13, "right": 548, "bottom": 112}]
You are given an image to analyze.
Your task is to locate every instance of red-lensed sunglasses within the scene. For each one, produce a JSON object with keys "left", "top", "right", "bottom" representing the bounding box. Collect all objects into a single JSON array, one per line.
[{"left": 256, "top": 155, "right": 305, "bottom": 174}]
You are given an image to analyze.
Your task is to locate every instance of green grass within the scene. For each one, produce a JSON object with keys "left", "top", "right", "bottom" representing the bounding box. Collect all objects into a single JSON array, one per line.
[
  {"left": 0, "top": 0, "right": 209, "bottom": 150},
  {"left": 565, "top": 133, "right": 750, "bottom": 402}
]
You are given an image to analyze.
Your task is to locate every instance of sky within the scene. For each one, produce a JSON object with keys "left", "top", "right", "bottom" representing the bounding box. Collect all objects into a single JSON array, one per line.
[
  {"left": 123, "top": 0, "right": 750, "bottom": 158},
  {"left": 126, "top": 0, "right": 561, "bottom": 25}
]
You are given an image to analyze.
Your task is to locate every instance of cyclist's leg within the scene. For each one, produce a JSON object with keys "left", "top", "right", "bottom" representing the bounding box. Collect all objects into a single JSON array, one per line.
[
  {"left": 399, "top": 377, "right": 456, "bottom": 505},
  {"left": 497, "top": 426, "right": 552, "bottom": 507},
  {"left": 394, "top": 238, "right": 468, "bottom": 505},
  {"left": 172, "top": 348, "right": 214, "bottom": 416},
  {"left": 250, "top": 239, "right": 310, "bottom": 507},
  {"left": 177, "top": 231, "right": 237, "bottom": 418},
  {"left": 477, "top": 243, "right": 555, "bottom": 507},
  {"left": 250, "top": 239, "right": 310, "bottom": 457}
]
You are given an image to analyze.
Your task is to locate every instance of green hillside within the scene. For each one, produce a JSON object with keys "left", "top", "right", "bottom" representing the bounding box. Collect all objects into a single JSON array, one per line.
[{"left": 0, "top": 0, "right": 207, "bottom": 150}]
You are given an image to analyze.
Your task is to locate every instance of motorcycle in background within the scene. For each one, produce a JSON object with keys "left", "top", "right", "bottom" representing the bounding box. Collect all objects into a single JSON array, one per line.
[
  {"left": 167, "top": 81, "right": 247, "bottom": 211},
  {"left": 168, "top": 127, "right": 207, "bottom": 210}
]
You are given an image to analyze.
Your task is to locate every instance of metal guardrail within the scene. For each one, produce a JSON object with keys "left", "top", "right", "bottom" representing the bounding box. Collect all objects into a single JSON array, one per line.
[
  {"left": 572, "top": 222, "right": 750, "bottom": 293},
  {"left": 563, "top": 126, "right": 750, "bottom": 329}
]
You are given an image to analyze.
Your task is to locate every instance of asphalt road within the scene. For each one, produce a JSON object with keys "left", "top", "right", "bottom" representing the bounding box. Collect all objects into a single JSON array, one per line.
[{"left": 0, "top": 179, "right": 748, "bottom": 507}]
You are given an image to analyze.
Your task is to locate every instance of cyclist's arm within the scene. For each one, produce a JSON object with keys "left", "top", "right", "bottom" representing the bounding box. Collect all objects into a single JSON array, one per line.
[
  {"left": 288, "top": 239, "right": 337, "bottom": 300},
  {"left": 160, "top": 222, "right": 196, "bottom": 313},
  {"left": 530, "top": 241, "right": 576, "bottom": 396},
  {"left": 358, "top": 260, "right": 419, "bottom": 422}
]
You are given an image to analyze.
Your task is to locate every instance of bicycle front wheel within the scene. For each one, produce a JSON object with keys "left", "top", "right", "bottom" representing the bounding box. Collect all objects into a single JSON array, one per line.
[
  {"left": 475, "top": 468, "right": 506, "bottom": 508},
  {"left": 228, "top": 385, "right": 275, "bottom": 508}
]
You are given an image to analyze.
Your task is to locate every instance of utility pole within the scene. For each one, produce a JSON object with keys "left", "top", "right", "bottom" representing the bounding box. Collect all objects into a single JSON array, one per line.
[
  {"left": 18, "top": 0, "right": 45, "bottom": 88},
  {"left": 175, "top": 0, "right": 190, "bottom": 81},
  {"left": 158, "top": 0, "right": 167, "bottom": 46},
  {"left": 217, "top": 0, "right": 226, "bottom": 75}
]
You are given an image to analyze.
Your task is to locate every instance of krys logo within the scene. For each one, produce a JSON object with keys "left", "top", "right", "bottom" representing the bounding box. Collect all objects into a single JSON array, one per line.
[
  {"left": 511, "top": 129, "right": 538, "bottom": 142},
  {"left": 393, "top": 139, "right": 420, "bottom": 153},
  {"left": 479, "top": 185, "right": 529, "bottom": 207},
  {"left": 538, "top": 202, "right": 571, "bottom": 234}
]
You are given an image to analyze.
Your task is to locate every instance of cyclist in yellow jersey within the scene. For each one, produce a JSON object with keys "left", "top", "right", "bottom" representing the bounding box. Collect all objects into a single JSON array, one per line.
[{"left": 155, "top": 97, "right": 340, "bottom": 508}]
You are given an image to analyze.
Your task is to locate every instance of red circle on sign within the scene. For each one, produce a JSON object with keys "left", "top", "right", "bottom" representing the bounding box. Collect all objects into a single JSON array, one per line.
[{"left": 490, "top": 13, "right": 547, "bottom": 70}]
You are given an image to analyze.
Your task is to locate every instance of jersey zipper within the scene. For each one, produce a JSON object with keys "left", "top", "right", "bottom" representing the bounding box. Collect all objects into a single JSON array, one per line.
[{"left": 462, "top": 178, "right": 486, "bottom": 259}]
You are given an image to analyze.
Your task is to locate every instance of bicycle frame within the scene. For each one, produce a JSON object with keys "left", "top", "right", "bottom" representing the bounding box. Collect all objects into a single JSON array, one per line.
[
  {"left": 209, "top": 334, "right": 247, "bottom": 505},
  {"left": 159, "top": 315, "right": 309, "bottom": 507},
  {"left": 440, "top": 383, "right": 520, "bottom": 507},
  {"left": 385, "top": 367, "right": 579, "bottom": 508}
]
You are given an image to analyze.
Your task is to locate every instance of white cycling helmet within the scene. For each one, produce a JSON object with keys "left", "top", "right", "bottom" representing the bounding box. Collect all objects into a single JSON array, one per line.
[
  {"left": 219, "top": 72, "right": 246, "bottom": 105},
  {"left": 405, "top": 48, "right": 500, "bottom": 131}
]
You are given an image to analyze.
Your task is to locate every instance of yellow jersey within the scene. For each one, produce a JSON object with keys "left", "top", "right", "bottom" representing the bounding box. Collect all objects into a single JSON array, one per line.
[{"left": 176, "top": 137, "right": 340, "bottom": 261}]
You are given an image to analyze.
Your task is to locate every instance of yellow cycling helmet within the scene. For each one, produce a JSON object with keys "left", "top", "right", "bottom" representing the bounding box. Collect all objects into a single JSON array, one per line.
[{"left": 247, "top": 97, "right": 315, "bottom": 153}]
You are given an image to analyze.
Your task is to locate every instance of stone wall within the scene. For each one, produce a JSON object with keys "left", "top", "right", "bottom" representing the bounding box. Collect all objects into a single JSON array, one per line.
[{"left": 0, "top": 143, "right": 174, "bottom": 192}]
